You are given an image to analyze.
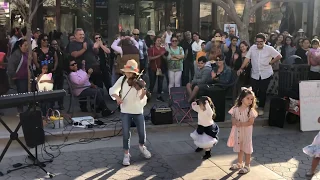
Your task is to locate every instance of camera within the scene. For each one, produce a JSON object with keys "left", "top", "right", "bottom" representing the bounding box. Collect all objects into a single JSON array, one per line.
[{"left": 215, "top": 37, "right": 222, "bottom": 41}]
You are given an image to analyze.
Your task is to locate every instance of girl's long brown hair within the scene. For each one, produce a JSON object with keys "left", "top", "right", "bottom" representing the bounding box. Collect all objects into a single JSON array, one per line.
[
  {"left": 234, "top": 88, "right": 257, "bottom": 117},
  {"left": 198, "top": 96, "right": 216, "bottom": 119}
]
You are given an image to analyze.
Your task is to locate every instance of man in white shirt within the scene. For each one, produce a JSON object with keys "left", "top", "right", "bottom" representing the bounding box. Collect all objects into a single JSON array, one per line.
[
  {"left": 132, "top": 29, "right": 148, "bottom": 72},
  {"left": 237, "top": 33, "right": 282, "bottom": 116}
]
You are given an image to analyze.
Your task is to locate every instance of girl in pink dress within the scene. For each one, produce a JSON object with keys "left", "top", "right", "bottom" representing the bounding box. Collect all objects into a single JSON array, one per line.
[{"left": 227, "top": 87, "right": 258, "bottom": 174}]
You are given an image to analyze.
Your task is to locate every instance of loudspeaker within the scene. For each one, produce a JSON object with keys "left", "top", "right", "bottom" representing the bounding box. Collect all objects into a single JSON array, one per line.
[
  {"left": 151, "top": 108, "right": 173, "bottom": 125},
  {"left": 20, "top": 110, "right": 45, "bottom": 148},
  {"left": 268, "top": 97, "right": 288, "bottom": 128}
]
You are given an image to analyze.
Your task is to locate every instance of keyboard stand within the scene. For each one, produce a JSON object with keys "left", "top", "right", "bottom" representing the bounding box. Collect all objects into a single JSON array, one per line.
[{"left": 0, "top": 116, "right": 53, "bottom": 178}]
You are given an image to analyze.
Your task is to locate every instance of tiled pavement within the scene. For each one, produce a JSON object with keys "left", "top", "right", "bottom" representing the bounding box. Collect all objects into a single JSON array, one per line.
[
  {"left": 253, "top": 132, "right": 320, "bottom": 180},
  {"left": 0, "top": 146, "right": 179, "bottom": 180},
  {"left": 1, "top": 129, "right": 320, "bottom": 180}
]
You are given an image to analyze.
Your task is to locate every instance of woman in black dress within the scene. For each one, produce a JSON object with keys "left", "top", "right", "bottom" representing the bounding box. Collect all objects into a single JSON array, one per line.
[{"left": 32, "top": 34, "right": 58, "bottom": 76}]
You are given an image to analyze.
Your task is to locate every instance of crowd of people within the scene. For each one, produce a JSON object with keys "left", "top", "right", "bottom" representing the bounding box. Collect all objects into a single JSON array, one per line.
[{"left": 1, "top": 25, "right": 320, "bottom": 169}]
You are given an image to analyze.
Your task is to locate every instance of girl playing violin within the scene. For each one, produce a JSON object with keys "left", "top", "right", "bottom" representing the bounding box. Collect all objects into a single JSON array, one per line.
[{"left": 109, "top": 59, "right": 151, "bottom": 166}]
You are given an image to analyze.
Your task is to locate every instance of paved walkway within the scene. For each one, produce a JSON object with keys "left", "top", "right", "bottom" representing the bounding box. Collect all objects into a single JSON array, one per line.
[{"left": 0, "top": 127, "right": 319, "bottom": 180}]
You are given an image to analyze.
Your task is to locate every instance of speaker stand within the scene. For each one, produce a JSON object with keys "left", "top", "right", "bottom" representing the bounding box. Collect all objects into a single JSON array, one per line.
[
  {"left": 6, "top": 146, "right": 54, "bottom": 178},
  {"left": 0, "top": 117, "right": 53, "bottom": 178}
]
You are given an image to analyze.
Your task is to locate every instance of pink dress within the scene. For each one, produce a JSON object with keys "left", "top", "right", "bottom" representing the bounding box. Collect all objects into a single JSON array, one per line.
[{"left": 228, "top": 107, "right": 258, "bottom": 154}]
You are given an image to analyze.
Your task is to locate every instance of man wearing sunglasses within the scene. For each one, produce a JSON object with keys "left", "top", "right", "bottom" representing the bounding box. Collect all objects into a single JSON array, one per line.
[
  {"left": 237, "top": 33, "right": 282, "bottom": 116},
  {"left": 132, "top": 29, "right": 148, "bottom": 73}
]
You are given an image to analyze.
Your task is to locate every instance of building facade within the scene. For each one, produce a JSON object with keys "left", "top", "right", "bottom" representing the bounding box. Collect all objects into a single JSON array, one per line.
[{"left": 7, "top": 0, "right": 317, "bottom": 41}]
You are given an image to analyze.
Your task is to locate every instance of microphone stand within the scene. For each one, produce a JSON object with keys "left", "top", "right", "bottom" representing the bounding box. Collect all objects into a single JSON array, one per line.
[{"left": 28, "top": 65, "right": 37, "bottom": 111}]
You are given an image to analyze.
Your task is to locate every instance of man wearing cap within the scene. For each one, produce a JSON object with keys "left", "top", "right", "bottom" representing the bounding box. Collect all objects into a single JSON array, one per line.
[
  {"left": 295, "top": 28, "right": 306, "bottom": 45},
  {"left": 32, "top": 28, "right": 41, "bottom": 50},
  {"left": 145, "top": 30, "right": 156, "bottom": 48}
]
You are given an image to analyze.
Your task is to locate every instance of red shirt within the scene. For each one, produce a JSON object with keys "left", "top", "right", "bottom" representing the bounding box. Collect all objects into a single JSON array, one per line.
[{"left": 148, "top": 46, "right": 166, "bottom": 72}]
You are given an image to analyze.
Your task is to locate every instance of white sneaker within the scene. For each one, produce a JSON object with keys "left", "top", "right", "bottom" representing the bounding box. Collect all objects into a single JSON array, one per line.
[
  {"left": 139, "top": 146, "right": 152, "bottom": 159},
  {"left": 122, "top": 154, "right": 131, "bottom": 166},
  {"left": 258, "top": 108, "right": 264, "bottom": 116}
]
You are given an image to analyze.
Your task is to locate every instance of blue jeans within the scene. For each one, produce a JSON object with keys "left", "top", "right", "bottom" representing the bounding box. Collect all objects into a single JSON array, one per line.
[
  {"left": 112, "top": 65, "right": 120, "bottom": 86},
  {"left": 15, "top": 79, "right": 28, "bottom": 112},
  {"left": 121, "top": 113, "right": 146, "bottom": 150}
]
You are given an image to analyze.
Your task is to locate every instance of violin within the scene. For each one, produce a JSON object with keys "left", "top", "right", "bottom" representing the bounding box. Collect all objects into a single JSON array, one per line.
[
  {"left": 126, "top": 71, "right": 151, "bottom": 100},
  {"left": 127, "top": 75, "right": 147, "bottom": 91}
]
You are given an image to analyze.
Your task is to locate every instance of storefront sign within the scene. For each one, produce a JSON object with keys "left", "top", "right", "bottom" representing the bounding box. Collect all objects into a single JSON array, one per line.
[{"left": 96, "top": 0, "right": 107, "bottom": 8}]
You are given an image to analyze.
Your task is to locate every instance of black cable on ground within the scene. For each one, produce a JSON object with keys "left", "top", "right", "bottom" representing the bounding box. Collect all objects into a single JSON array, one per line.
[{"left": 40, "top": 117, "right": 123, "bottom": 161}]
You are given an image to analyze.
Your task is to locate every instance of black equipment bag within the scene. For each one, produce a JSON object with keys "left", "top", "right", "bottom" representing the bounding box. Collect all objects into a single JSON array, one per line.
[
  {"left": 268, "top": 97, "right": 288, "bottom": 128},
  {"left": 204, "top": 85, "right": 226, "bottom": 122}
]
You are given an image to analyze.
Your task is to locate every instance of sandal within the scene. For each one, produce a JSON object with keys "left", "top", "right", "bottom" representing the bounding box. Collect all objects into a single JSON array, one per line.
[
  {"left": 229, "top": 163, "right": 243, "bottom": 170},
  {"left": 238, "top": 166, "right": 250, "bottom": 174},
  {"left": 305, "top": 171, "right": 315, "bottom": 177}
]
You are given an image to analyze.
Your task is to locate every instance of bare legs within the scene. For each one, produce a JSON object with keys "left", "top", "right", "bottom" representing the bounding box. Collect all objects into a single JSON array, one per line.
[
  {"left": 237, "top": 151, "right": 251, "bottom": 167},
  {"left": 186, "top": 83, "right": 199, "bottom": 102},
  {"left": 311, "top": 157, "right": 320, "bottom": 174}
]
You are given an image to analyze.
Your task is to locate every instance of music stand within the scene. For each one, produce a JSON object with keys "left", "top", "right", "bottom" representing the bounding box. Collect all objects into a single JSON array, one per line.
[{"left": 0, "top": 66, "right": 53, "bottom": 178}]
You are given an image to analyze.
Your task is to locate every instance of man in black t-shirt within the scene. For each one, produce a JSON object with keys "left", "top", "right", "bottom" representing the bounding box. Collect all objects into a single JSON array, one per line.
[
  {"left": 69, "top": 28, "right": 105, "bottom": 112},
  {"left": 69, "top": 28, "right": 99, "bottom": 70}
]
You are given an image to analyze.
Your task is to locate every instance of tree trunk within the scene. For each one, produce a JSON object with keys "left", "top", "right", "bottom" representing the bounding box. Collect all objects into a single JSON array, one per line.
[
  {"left": 238, "top": 27, "right": 250, "bottom": 43},
  {"left": 26, "top": 23, "right": 32, "bottom": 91},
  {"left": 238, "top": 5, "right": 251, "bottom": 43}
]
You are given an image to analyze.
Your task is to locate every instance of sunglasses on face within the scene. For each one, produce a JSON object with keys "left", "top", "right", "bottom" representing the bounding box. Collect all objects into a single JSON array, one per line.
[
  {"left": 70, "top": 63, "right": 77, "bottom": 66},
  {"left": 216, "top": 58, "right": 223, "bottom": 61},
  {"left": 95, "top": 37, "right": 101, "bottom": 39},
  {"left": 133, "top": 33, "right": 139, "bottom": 36}
]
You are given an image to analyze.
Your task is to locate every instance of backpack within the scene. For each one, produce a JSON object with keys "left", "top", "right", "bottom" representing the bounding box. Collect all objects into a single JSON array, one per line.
[{"left": 119, "top": 76, "right": 151, "bottom": 101}]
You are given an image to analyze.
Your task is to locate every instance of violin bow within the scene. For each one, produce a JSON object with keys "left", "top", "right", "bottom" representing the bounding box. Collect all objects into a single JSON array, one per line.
[{"left": 136, "top": 69, "right": 144, "bottom": 80}]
